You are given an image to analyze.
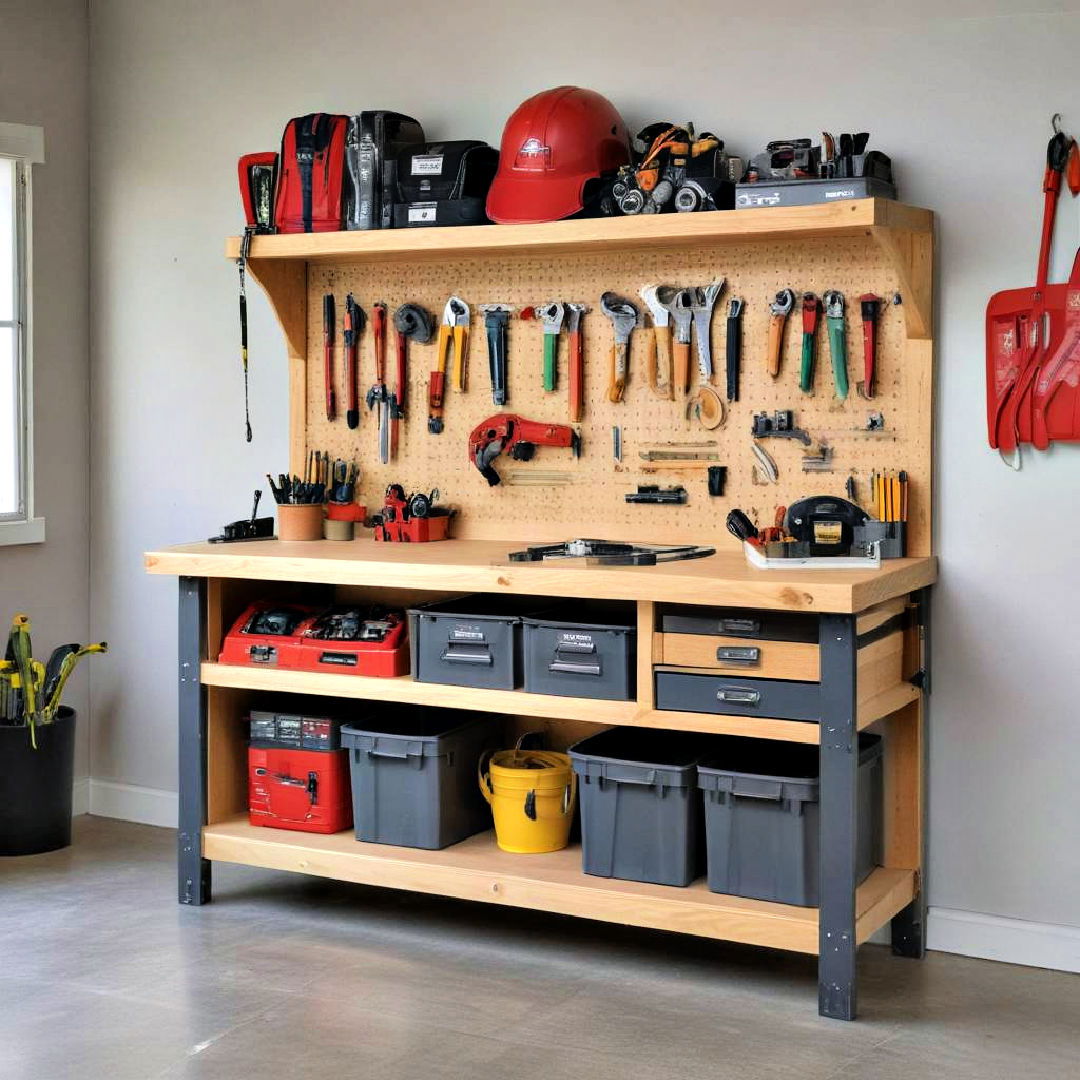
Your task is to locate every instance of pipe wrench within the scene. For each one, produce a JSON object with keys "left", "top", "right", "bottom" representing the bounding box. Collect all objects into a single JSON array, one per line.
[
  {"left": 858, "top": 293, "right": 881, "bottom": 398},
  {"left": 429, "top": 296, "right": 469, "bottom": 433},
  {"left": 725, "top": 297, "right": 744, "bottom": 402},
  {"left": 823, "top": 290, "right": 848, "bottom": 399},
  {"left": 638, "top": 285, "right": 672, "bottom": 399},
  {"left": 564, "top": 303, "right": 588, "bottom": 422},
  {"left": 766, "top": 288, "right": 794, "bottom": 378},
  {"left": 691, "top": 279, "right": 725, "bottom": 384},
  {"left": 480, "top": 304, "right": 513, "bottom": 406},
  {"left": 344, "top": 293, "right": 365, "bottom": 429},
  {"left": 659, "top": 287, "right": 694, "bottom": 396},
  {"left": 365, "top": 302, "right": 391, "bottom": 463},
  {"left": 799, "top": 292, "right": 820, "bottom": 393},
  {"left": 600, "top": 292, "right": 640, "bottom": 403}
]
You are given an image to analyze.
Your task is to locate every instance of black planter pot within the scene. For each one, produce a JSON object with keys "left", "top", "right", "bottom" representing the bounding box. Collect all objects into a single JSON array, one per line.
[{"left": 0, "top": 706, "right": 76, "bottom": 856}]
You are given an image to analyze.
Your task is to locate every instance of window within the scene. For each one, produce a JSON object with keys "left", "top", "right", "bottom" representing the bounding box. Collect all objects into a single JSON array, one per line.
[{"left": 0, "top": 122, "right": 44, "bottom": 545}]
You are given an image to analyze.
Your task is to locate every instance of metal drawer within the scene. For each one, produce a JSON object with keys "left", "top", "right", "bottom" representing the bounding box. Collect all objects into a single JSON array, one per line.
[
  {"left": 658, "top": 633, "right": 820, "bottom": 681},
  {"left": 659, "top": 605, "right": 819, "bottom": 643},
  {"left": 655, "top": 668, "right": 822, "bottom": 722}
]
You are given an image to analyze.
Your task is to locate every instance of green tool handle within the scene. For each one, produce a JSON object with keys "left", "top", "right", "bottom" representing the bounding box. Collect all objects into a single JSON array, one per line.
[
  {"left": 543, "top": 333, "right": 558, "bottom": 392},
  {"left": 799, "top": 332, "right": 815, "bottom": 393},
  {"left": 827, "top": 318, "right": 848, "bottom": 400}
]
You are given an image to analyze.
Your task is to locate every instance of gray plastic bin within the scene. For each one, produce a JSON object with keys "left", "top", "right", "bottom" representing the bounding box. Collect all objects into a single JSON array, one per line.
[
  {"left": 408, "top": 595, "right": 535, "bottom": 690},
  {"left": 698, "top": 733, "right": 882, "bottom": 906},
  {"left": 522, "top": 601, "right": 636, "bottom": 701},
  {"left": 569, "top": 727, "right": 710, "bottom": 887},
  {"left": 342, "top": 708, "right": 497, "bottom": 849}
]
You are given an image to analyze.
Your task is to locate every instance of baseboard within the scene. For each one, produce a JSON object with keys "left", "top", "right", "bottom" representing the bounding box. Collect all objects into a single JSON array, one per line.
[
  {"left": 929, "top": 906, "right": 1080, "bottom": 974},
  {"left": 72, "top": 777, "right": 90, "bottom": 816},
  {"left": 87, "top": 779, "right": 178, "bottom": 829}
]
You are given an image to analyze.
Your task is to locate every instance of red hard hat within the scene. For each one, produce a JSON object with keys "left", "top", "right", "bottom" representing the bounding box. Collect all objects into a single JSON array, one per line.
[{"left": 486, "top": 87, "right": 631, "bottom": 224}]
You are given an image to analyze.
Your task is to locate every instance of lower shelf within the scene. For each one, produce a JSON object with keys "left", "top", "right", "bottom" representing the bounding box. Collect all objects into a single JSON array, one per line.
[{"left": 203, "top": 817, "right": 915, "bottom": 955}]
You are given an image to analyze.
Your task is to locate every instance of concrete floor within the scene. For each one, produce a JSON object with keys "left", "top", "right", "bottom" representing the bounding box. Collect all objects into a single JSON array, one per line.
[{"left": 1, "top": 818, "right": 1078, "bottom": 1080}]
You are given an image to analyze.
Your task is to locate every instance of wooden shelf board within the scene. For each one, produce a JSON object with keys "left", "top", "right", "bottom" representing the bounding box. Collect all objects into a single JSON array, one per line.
[
  {"left": 224, "top": 199, "right": 932, "bottom": 265},
  {"left": 202, "top": 817, "right": 915, "bottom": 953},
  {"left": 148, "top": 538, "right": 936, "bottom": 614}
]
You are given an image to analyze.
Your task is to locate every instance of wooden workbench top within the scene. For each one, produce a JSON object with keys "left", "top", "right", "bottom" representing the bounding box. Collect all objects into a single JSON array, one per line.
[{"left": 144, "top": 538, "right": 936, "bottom": 613}]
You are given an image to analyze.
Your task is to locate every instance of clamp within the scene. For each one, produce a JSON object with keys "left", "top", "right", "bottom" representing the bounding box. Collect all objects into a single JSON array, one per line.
[{"left": 751, "top": 409, "right": 811, "bottom": 445}]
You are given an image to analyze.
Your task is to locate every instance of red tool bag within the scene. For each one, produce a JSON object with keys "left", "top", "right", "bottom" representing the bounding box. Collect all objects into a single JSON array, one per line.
[{"left": 275, "top": 113, "right": 349, "bottom": 233}]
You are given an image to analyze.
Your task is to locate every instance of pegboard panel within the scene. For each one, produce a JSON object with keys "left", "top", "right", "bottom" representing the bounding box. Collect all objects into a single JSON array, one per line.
[{"left": 300, "top": 235, "right": 930, "bottom": 553}]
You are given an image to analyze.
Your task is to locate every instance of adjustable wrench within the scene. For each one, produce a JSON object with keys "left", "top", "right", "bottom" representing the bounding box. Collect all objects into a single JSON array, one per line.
[
  {"left": 659, "top": 287, "right": 694, "bottom": 396},
  {"left": 766, "top": 288, "right": 794, "bottom": 378},
  {"left": 537, "top": 302, "right": 565, "bottom": 391},
  {"left": 480, "top": 304, "right": 513, "bottom": 406},
  {"left": 365, "top": 302, "right": 391, "bottom": 463},
  {"left": 600, "top": 292, "right": 640, "bottom": 403},
  {"left": 344, "top": 293, "right": 365, "bottom": 429},
  {"left": 859, "top": 293, "right": 881, "bottom": 398},
  {"left": 691, "top": 279, "right": 725, "bottom": 384},
  {"left": 564, "top": 303, "right": 588, "bottom": 422},
  {"left": 725, "top": 297, "right": 744, "bottom": 402},
  {"left": 799, "top": 292, "right": 820, "bottom": 393},
  {"left": 638, "top": 285, "right": 672, "bottom": 399},
  {"left": 823, "top": 290, "right": 848, "bottom": 400}
]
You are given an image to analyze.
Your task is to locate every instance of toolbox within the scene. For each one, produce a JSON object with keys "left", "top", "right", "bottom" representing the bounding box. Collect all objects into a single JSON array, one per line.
[
  {"left": 342, "top": 707, "right": 496, "bottom": 849},
  {"left": 248, "top": 711, "right": 351, "bottom": 835},
  {"left": 522, "top": 601, "right": 636, "bottom": 701},
  {"left": 408, "top": 595, "right": 536, "bottom": 690},
  {"left": 735, "top": 175, "right": 896, "bottom": 209},
  {"left": 219, "top": 602, "right": 409, "bottom": 677},
  {"left": 569, "top": 727, "right": 711, "bottom": 887},
  {"left": 698, "top": 734, "right": 883, "bottom": 905},
  {"left": 392, "top": 140, "right": 499, "bottom": 228}
]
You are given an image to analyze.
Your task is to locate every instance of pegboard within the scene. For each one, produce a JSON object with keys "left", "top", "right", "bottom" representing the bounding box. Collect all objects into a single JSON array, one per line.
[{"left": 298, "top": 234, "right": 931, "bottom": 554}]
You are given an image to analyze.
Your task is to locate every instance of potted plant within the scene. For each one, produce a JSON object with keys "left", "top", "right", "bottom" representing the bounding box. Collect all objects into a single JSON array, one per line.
[{"left": 0, "top": 614, "right": 107, "bottom": 856}]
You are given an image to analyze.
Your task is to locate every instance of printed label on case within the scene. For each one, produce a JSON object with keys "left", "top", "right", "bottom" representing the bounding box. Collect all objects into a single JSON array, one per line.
[
  {"left": 408, "top": 202, "right": 438, "bottom": 223},
  {"left": 411, "top": 155, "right": 444, "bottom": 176}
]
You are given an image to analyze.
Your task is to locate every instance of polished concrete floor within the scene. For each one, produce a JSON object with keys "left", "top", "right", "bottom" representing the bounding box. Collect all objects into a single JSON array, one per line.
[{"left": 1, "top": 817, "right": 1078, "bottom": 1080}]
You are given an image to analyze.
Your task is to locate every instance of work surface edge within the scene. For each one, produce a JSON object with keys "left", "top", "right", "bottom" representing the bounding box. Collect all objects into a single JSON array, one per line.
[{"left": 145, "top": 538, "right": 936, "bottom": 613}]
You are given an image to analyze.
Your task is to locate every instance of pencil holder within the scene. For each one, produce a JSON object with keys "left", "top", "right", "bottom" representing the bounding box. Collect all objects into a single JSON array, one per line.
[
  {"left": 277, "top": 504, "right": 325, "bottom": 541},
  {"left": 853, "top": 521, "right": 907, "bottom": 559}
]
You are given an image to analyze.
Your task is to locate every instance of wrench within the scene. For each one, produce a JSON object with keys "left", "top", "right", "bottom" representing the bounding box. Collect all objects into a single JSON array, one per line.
[
  {"left": 564, "top": 303, "right": 588, "bottom": 422},
  {"left": 537, "top": 302, "right": 565, "bottom": 391},
  {"left": 659, "top": 286, "right": 694, "bottom": 396},
  {"left": 823, "top": 290, "right": 849, "bottom": 400},
  {"left": 691, "top": 279, "right": 725, "bottom": 384},
  {"left": 639, "top": 285, "right": 673, "bottom": 399},
  {"left": 600, "top": 292, "right": 639, "bottom": 403},
  {"left": 766, "top": 288, "right": 794, "bottom": 378}
]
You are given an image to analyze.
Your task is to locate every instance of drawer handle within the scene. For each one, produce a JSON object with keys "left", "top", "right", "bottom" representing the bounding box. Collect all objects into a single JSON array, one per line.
[
  {"left": 440, "top": 646, "right": 493, "bottom": 666},
  {"left": 719, "top": 617, "right": 760, "bottom": 635},
  {"left": 549, "top": 660, "right": 602, "bottom": 676},
  {"left": 717, "top": 688, "right": 761, "bottom": 705},
  {"left": 716, "top": 646, "right": 761, "bottom": 667}
]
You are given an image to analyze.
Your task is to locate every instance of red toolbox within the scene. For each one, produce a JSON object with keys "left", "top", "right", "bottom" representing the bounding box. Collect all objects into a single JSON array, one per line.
[
  {"left": 248, "top": 710, "right": 351, "bottom": 834},
  {"left": 219, "top": 602, "right": 409, "bottom": 677}
]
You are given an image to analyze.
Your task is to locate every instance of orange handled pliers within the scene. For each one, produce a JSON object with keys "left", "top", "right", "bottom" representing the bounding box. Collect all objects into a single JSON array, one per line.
[{"left": 429, "top": 296, "right": 470, "bottom": 434}]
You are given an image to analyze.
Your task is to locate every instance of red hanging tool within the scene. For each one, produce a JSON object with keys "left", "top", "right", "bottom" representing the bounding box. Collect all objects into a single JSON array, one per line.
[
  {"left": 344, "top": 294, "right": 364, "bottom": 429},
  {"left": 1031, "top": 249, "right": 1080, "bottom": 448},
  {"left": 565, "top": 303, "right": 587, "bottom": 422},
  {"left": 322, "top": 293, "right": 336, "bottom": 422},
  {"left": 859, "top": 293, "right": 881, "bottom": 398},
  {"left": 468, "top": 413, "right": 581, "bottom": 486}
]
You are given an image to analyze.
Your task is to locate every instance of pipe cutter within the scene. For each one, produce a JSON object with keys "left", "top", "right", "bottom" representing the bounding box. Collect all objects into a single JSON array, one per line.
[{"left": 468, "top": 413, "right": 580, "bottom": 486}]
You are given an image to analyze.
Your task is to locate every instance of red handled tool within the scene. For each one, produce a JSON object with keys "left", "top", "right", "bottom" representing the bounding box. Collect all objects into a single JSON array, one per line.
[
  {"left": 859, "top": 293, "right": 881, "bottom": 398},
  {"left": 565, "top": 303, "right": 587, "bottom": 422},
  {"left": 468, "top": 413, "right": 581, "bottom": 486},
  {"left": 799, "top": 293, "right": 820, "bottom": 393},
  {"left": 344, "top": 294, "right": 364, "bottom": 429},
  {"left": 322, "top": 293, "right": 336, "bottom": 422}
]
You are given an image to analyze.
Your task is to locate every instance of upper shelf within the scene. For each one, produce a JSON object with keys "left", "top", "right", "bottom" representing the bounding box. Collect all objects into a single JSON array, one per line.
[{"left": 225, "top": 198, "right": 932, "bottom": 264}]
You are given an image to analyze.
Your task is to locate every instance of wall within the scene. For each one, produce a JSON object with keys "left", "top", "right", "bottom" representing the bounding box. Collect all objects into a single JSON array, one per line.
[
  {"left": 0, "top": 0, "right": 91, "bottom": 790},
  {"left": 88, "top": 0, "right": 1080, "bottom": 962}
]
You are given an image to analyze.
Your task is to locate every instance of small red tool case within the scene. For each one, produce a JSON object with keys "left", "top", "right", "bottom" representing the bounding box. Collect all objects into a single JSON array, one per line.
[
  {"left": 219, "top": 602, "right": 409, "bottom": 677},
  {"left": 248, "top": 711, "right": 351, "bottom": 834}
]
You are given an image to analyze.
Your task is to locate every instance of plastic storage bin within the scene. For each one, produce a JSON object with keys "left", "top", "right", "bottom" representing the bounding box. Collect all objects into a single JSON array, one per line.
[
  {"left": 342, "top": 707, "right": 496, "bottom": 849},
  {"left": 697, "top": 733, "right": 883, "bottom": 906},
  {"left": 569, "top": 727, "right": 710, "bottom": 887},
  {"left": 408, "top": 595, "right": 535, "bottom": 690},
  {"left": 522, "top": 601, "right": 636, "bottom": 701}
]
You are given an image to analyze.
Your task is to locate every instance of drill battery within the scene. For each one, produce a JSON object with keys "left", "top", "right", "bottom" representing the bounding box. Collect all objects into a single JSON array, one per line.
[{"left": 248, "top": 710, "right": 351, "bottom": 834}]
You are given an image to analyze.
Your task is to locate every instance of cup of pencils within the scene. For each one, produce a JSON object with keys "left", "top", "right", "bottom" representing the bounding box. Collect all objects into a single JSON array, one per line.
[{"left": 268, "top": 452, "right": 330, "bottom": 542}]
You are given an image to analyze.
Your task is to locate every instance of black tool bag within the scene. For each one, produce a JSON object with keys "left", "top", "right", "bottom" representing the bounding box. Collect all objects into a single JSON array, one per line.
[
  {"left": 345, "top": 112, "right": 426, "bottom": 231},
  {"left": 392, "top": 141, "right": 499, "bottom": 228}
]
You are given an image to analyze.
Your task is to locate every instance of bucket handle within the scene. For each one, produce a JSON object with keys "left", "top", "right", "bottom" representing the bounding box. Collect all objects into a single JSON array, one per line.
[{"left": 478, "top": 749, "right": 495, "bottom": 804}]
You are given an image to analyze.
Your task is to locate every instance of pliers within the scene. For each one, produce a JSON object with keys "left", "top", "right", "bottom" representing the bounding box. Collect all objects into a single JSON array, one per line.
[{"left": 429, "top": 296, "right": 470, "bottom": 434}]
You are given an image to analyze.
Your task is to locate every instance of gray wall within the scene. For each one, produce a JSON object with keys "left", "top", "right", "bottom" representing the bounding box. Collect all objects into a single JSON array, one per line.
[
  {"left": 0, "top": 0, "right": 91, "bottom": 780},
  {"left": 88, "top": 0, "right": 1080, "bottom": 929}
]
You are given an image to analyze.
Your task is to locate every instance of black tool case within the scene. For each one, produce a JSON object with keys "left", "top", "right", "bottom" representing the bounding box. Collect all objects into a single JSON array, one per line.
[
  {"left": 521, "top": 601, "right": 636, "bottom": 701},
  {"left": 345, "top": 111, "right": 426, "bottom": 230},
  {"left": 393, "top": 141, "right": 499, "bottom": 228}
]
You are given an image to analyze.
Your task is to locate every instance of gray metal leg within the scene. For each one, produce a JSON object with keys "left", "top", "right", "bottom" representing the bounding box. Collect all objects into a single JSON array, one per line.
[
  {"left": 178, "top": 575, "right": 211, "bottom": 905},
  {"left": 818, "top": 613, "right": 859, "bottom": 1020}
]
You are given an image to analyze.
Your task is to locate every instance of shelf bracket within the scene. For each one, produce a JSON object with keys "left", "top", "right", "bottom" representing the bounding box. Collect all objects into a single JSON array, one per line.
[{"left": 869, "top": 226, "right": 933, "bottom": 340}]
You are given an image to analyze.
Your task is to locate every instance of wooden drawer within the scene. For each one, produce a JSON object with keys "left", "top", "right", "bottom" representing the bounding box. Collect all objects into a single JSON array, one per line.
[{"left": 658, "top": 633, "right": 820, "bottom": 681}]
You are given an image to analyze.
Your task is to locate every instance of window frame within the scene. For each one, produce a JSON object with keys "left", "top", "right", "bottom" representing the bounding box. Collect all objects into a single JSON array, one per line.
[{"left": 0, "top": 122, "right": 45, "bottom": 546}]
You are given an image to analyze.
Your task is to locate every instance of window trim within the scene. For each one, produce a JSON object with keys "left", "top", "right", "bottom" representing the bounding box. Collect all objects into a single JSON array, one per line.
[{"left": 0, "top": 122, "right": 45, "bottom": 547}]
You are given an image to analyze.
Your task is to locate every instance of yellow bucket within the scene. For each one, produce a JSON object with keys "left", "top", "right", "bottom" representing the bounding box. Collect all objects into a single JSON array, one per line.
[{"left": 479, "top": 746, "right": 577, "bottom": 854}]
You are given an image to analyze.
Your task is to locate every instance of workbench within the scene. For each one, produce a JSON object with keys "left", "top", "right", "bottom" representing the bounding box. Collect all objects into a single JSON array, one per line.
[{"left": 148, "top": 200, "right": 936, "bottom": 1020}]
